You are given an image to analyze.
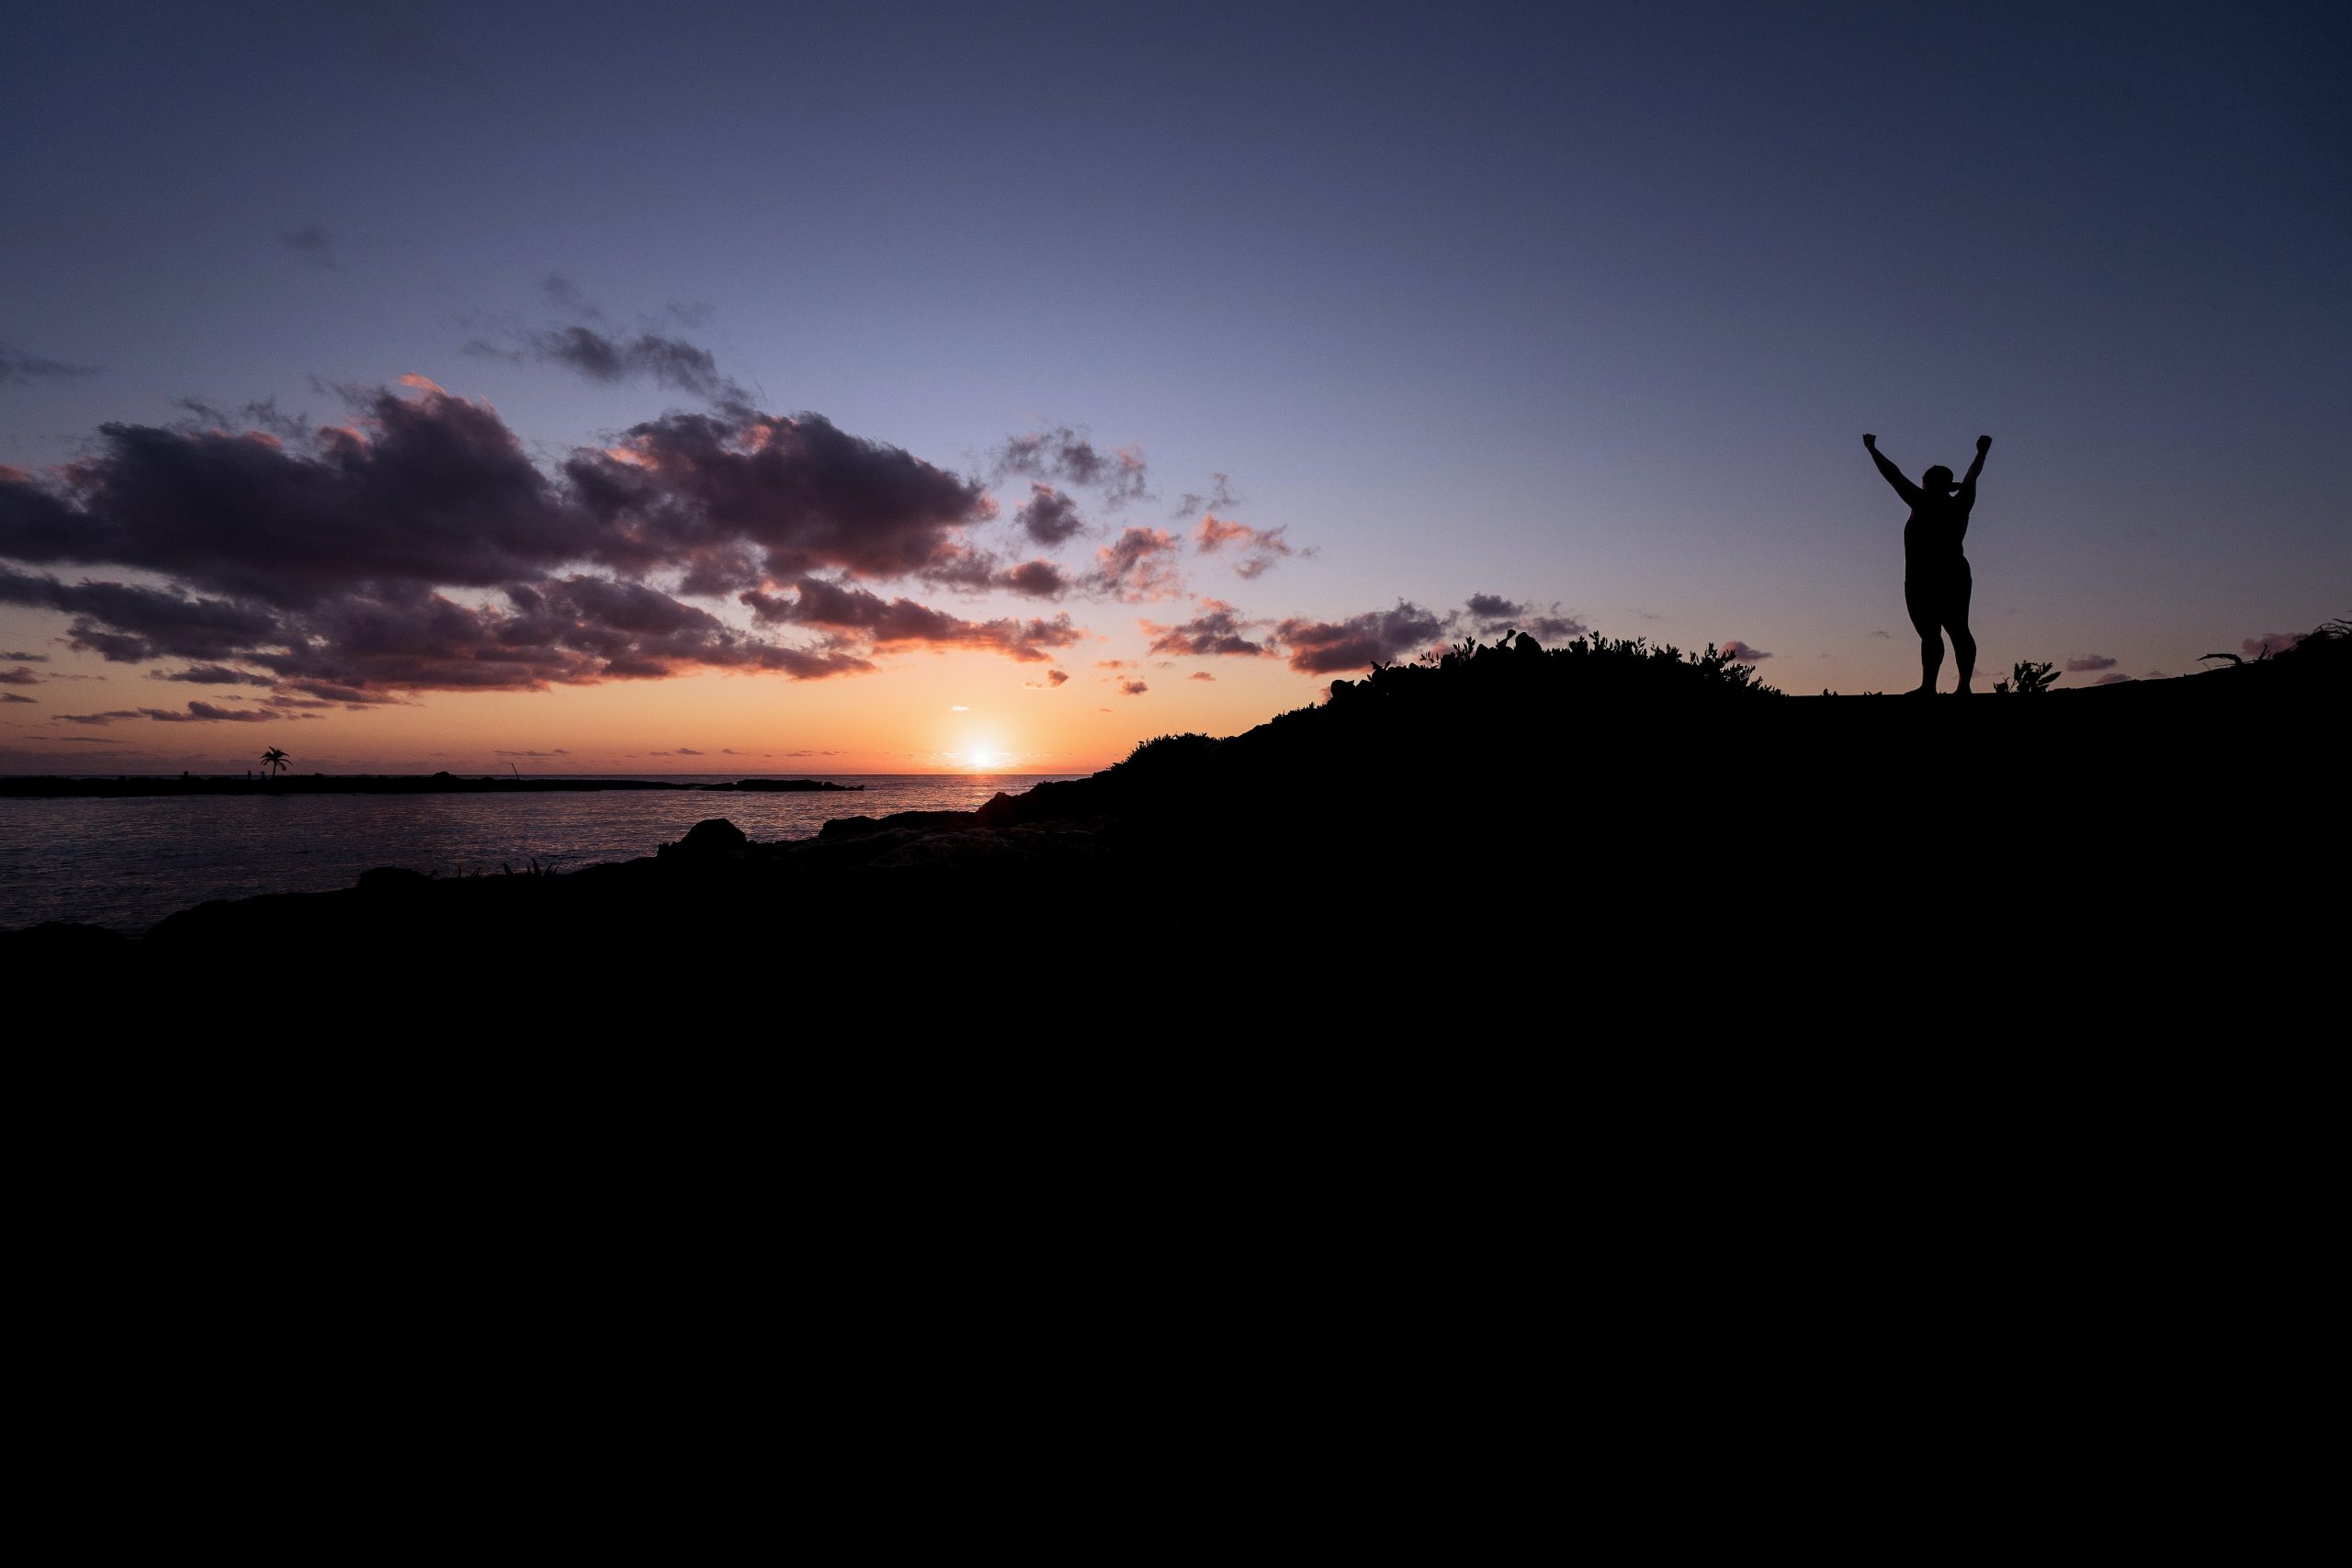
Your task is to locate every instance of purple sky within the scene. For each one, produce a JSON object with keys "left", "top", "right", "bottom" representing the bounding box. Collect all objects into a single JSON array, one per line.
[{"left": 2, "top": 1, "right": 2345, "bottom": 769}]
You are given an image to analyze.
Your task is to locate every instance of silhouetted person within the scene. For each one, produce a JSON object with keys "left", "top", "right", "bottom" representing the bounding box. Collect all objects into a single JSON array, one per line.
[{"left": 1866, "top": 433, "right": 1991, "bottom": 694}]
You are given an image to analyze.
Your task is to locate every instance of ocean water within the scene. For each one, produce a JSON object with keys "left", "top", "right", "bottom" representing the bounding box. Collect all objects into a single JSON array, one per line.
[{"left": 0, "top": 774, "right": 1080, "bottom": 934}]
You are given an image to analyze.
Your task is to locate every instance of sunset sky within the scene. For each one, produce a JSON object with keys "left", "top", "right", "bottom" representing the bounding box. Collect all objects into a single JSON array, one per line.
[{"left": 4, "top": 1, "right": 2345, "bottom": 773}]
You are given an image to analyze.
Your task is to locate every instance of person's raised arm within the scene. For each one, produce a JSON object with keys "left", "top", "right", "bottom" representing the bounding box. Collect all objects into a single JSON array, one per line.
[
  {"left": 1957, "top": 434, "right": 1991, "bottom": 499},
  {"left": 1863, "top": 434, "right": 1923, "bottom": 507}
]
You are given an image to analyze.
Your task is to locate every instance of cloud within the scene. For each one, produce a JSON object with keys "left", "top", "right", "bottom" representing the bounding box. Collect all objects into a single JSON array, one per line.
[
  {"left": 0, "top": 384, "right": 1076, "bottom": 692},
  {"left": 2094, "top": 673, "right": 2132, "bottom": 685},
  {"left": 1091, "top": 526, "right": 1186, "bottom": 602},
  {"left": 1171, "top": 474, "right": 1238, "bottom": 518},
  {"left": 2144, "top": 670, "right": 2168, "bottom": 679},
  {"left": 2243, "top": 631, "right": 2304, "bottom": 658},
  {"left": 148, "top": 665, "right": 275, "bottom": 686},
  {"left": 1188, "top": 671, "right": 1216, "bottom": 682},
  {"left": 675, "top": 747, "right": 704, "bottom": 755},
  {"left": 741, "top": 577, "right": 1082, "bottom": 663},
  {"left": 280, "top": 224, "right": 338, "bottom": 268},
  {"left": 1142, "top": 599, "right": 1272, "bottom": 658},
  {"left": 2066, "top": 655, "right": 2118, "bottom": 672},
  {"left": 996, "top": 558, "right": 1071, "bottom": 598},
  {"left": 1721, "top": 639, "right": 1772, "bottom": 662},
  {"left": 0, "top": 692, "right": 31, "bottom": 704},
  {"left": 56, "top": 700, "right": 288, "bottom": 724},
  {"left": 1273, "top": 601, "right": 1453, "bottom": 674},
  {"left": 1022, "top": 669, "right": 1069, "bottom": 689},
  {"left": 541, "top": 273, "right": 602, "bottom": 319},
  {"left": 919, "top": 546, "right": 1071, "bottom": 600},
  {"left": 572, "top": 407, "right": 991, "bottom": 584},
  {"left": 496, "top": 748, "right": 571, "bottom": 757},
  {"left": 993, "top": 424, "right": 1148, "bottom": 508},
  {"left": 950, "top": 705, "right": 969, "bottom": 711},
  {"left": 1869, "top": 629, "right": 1892, "bottom": 639},
  {"left": 471, "top": 324, "right": 750, "bottom": 407},
  {"left": 1013, "top": 485, "right": 1087, "bottom": 547},
  {"left": 2, "top": 347, "right": 101, "bottom": 384},
  {"left": 1464, "top": 593, "right": 1587, "bottom": 641},
  {"left": 0, "top": 651, "right": 47, "bottom": 661},
  {"left": 0, "top": 664, "right": 40, "bottom": 686},
  {"left": 1193, "top": 515, "right": 1297, "bottom": 579},
  {"left": 1119, "top": 679, "right": 1148, "bottom": 695},
  {"left": 173, "top": 396, "right": 311, "bottom": 441}
]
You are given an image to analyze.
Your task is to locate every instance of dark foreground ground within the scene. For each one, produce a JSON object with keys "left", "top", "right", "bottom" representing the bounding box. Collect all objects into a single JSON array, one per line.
[{"left": 7, "top": 635, "right": 2340, "bottom": 1038}]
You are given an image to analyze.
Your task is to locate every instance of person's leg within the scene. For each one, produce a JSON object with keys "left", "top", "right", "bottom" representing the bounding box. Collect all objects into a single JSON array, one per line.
[
  {"left": 1946, "top": 574, "right": 1976, "bottom": 694},
  {"left": 1904, "top": 579, "right": 1942, "bottom": 694}
]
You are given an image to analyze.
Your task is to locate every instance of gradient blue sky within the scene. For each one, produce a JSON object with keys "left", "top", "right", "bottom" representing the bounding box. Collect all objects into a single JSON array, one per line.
[{"left": 3, "top": 0, "right": 2346, "bottom": 770}]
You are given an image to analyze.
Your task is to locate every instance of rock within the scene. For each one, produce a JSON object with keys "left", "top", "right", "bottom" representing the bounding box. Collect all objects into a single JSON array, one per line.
[
  {"left": 659, "top": 818, "right": 749, "bottom": 859},
  {"left": 356, "top": 866, "right": 432, "bottom": 894}
]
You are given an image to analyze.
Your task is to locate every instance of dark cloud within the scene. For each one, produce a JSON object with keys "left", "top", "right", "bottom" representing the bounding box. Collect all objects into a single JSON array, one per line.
[
  {"left": 0, "top": 651, "right": 47, "bottom": 661},
  {"left": 1119, "top": 679, "right": 1148, "bottom": 695},
  {"left": 57, "top": 700, "right": 288, "bottom": 724},
  {"left": 993, "top": 424, "right": 1148, "bottom": 508},
  {"left": 2, "top": 346, "right": 101, "bottom": 384},
  {"left": 1464, "top": 593, "right": 1586, "bottom": 641},
  {"left": 280, "top": 224, "right": 338, "bottom": 269},
  {"left": 997, "top": 558, "right": 1071, "bottom": 599},
  {"left": 1091, "top": 526, "right": 1186, "bottom": 602},
  {"left": 541, "top": 273, "right": 601, "bottom": 319},
  {"left": 1273, "top": 601, "right": 1453, "bottom": 674},
  {"left": 1014, "top": 485, "right": 1087, "bottom": 547},
  {"left": 1142, "top": 599, "right": 1272, "bottom": 659},
  {"left": 741, "top": 577, "right": 1082, "bottom": 663},
  {"left": 571, "top": 408, "right": 990, "bottom": 583},
  {"left": 1171, "top": 474, "right": 1238, "bottom": 518},
  {"left": 0, "top": 692, "right": 31, "bottom": 704},
  {"left": 0, "top": 385, "right": 580, "bottom": 608},
  {"left": 1022, "top": 669, "right": 1070, "bottom": 689},
  {"left": 0, "top": 664, "right": 40, "bottom": 685},
  {"left": 0, "top": 385, "right": 1073, "bottom": 692},
  {"left": 496, "top": 749, "right": 570, "bottom": 757},
  {"left": 1188, "top": 671, "right": 1216, "bottom": 682},
  {"left": 675, "top": 747, "right": 704, "bottom": 755},
  {"left": 474, "top": 324, "right": 750, "bottom": 407},
  {"left": 1193, "top": 515, "right": 1296, "bottom": 579},
  {"left": 1721, "top": 639, "right": 1772, "bottom": 662},
  {"left": 173, "top": 396, "right": 311, "bottom": 441},
  {"left": 2243, "top": 631, "right": 2304, "bottom": 658},
  {"left": 1869, "top": 629, "right": 1892, "bottom": 638},
  {"left": 919, "top": 546, "right": 1072, "bottom": 600},
  {"left": 2066, "top": 654, "right": 2118, "bottom": 672},
  {"left": 2094, "top": 672, "right": 2132, "bottom": 685},
  {"left": 148, "top": 665, "right": 274, "bottom": 686}
]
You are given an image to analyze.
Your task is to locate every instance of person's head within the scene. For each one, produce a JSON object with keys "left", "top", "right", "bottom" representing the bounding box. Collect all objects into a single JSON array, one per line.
[{"left": 1922, "top": 465, "right": 1956, "bottom": 493}]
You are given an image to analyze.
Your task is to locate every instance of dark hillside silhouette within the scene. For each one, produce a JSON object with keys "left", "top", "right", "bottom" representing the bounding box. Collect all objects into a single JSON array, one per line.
[{"left": 6, "top": 617, "right": 2342, "bottom": 1042}]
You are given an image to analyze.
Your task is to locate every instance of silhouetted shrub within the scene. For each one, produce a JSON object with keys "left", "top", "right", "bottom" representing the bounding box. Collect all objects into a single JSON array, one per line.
[{"left": 1995, "top": 660, "right": 2060, "bottom": 695}]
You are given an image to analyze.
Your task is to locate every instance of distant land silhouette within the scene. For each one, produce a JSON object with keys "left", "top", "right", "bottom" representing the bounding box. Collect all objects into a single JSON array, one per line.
[
  {"left": 9, "top": 618, "right": 2343, "bottom": 1043},
  {"left": 0, "top": 774, "right": 863, "bottom": 799}
]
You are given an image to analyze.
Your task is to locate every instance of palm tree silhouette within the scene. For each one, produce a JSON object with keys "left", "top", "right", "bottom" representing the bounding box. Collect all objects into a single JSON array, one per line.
[{"left": 262, "top": 746, "right": 289, "bottom": 778}]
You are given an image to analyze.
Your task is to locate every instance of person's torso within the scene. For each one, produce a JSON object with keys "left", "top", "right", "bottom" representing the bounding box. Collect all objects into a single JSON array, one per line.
[{"left": 1904, "top": 492, "right": 1973, "bottom": 570}]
